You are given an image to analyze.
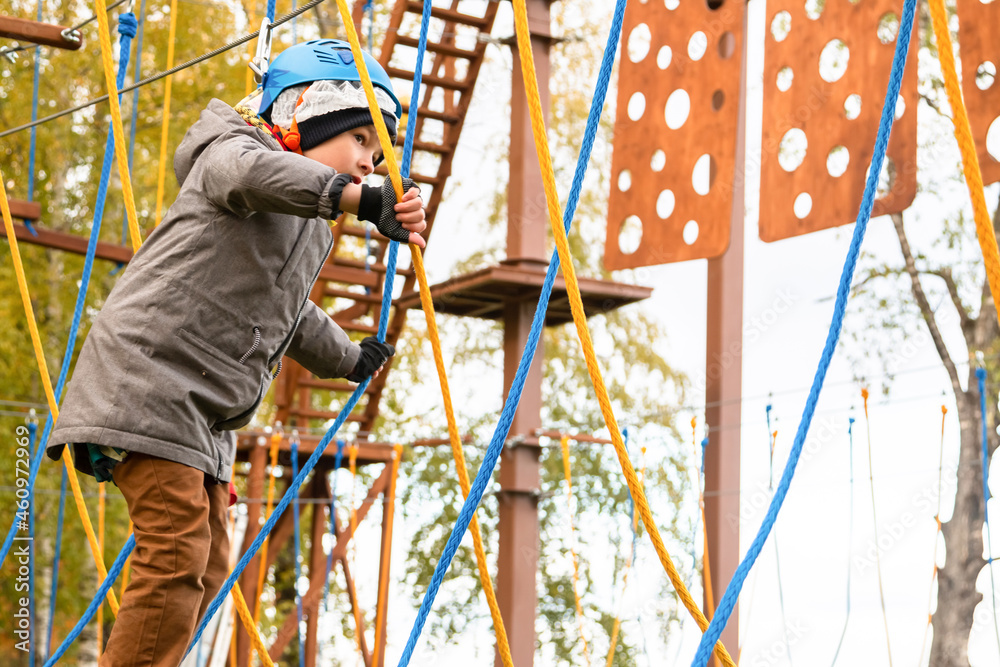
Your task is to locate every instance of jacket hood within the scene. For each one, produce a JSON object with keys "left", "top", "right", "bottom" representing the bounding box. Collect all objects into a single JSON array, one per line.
[{"left": 174, "top": 99, "right": 281, "bottom": 187}]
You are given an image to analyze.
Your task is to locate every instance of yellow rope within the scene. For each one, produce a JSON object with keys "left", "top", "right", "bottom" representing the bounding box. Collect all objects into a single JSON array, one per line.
[
  {"left": 508, "top": 1, "right": 733, "bottom": 663},
  {"left": 1, "top": 172, "right": 121, "bottom": 616},
  {"left": 121, "top": 519, "right": 134, "bottom": 595},
  {"left": 232, "top": 581, "right": 275, "bottom": 667},
  {"left": 693, "top": 419, "right": 713, "bottom": 619},
  {"left": 332, "top": 2, "right": 515, "bottom": 663},
  {"left": 604, "top": 446, "right": 646, "bottom": 667},
  {"left": 93, "top": 0, "right": 141, "bottom": 250},
  {"left": 251, "top": 430, "right": 283, "bottom": 666},
  {"left": 372, "top": 444, "right": 403, "bottom": 667},
  {"left": 560, "top": 436, "right": 592, "bottom": 665},
  {"left": 153, "top": 0, "right": 180, "bottom": 228},
  {"left": 927, "top": 0, "right": 1000, "bottom": 328},
  {"left": 98, "top": 481, "right": 106, "bottom": 653}
]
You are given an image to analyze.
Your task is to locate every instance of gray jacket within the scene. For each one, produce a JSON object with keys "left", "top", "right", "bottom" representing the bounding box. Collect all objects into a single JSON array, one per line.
[{"left": 48, "top": 99, "right": 361, "bottom": 482}]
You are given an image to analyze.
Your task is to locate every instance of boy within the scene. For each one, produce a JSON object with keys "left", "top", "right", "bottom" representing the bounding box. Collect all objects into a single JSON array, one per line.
[{"left": 47, "top": 39, "right": 424, "bottom": 665}]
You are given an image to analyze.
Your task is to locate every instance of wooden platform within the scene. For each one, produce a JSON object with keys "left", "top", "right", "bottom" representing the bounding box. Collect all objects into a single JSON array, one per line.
[{"left": 394, "top": 259, "right": 653, "bottom": 326}]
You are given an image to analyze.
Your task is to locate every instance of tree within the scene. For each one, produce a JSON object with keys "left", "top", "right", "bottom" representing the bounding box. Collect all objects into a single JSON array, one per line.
[{"left": 849, "top": 6, "right": 1000, "bottom": 657}]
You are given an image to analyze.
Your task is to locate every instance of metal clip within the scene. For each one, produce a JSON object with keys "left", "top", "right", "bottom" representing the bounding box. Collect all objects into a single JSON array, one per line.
[
  {"left": 0, "top": 46, "right": 19, "bottom": 63},
  {"left": 124, "top": 0, "right": 135, "bottom": 14},
  {"left": 60, "top": 28, "right": 81, "bottom": 44},
  {"left": 27, "top": 408, "right": 39, "bottom": 427},
  {"left": 248, "top": 17, "right": 272, "bottom": 85}
]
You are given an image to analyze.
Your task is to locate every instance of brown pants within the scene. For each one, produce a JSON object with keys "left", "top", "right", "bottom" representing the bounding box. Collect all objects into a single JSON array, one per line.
[{"left": 101, "top": 453, "right": 230, "bottom": 666}]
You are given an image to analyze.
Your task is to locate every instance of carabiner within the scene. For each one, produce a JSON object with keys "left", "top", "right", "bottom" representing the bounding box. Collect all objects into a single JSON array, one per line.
[{"left": 249, "top": 17, "right": 273, "bottom": 85}]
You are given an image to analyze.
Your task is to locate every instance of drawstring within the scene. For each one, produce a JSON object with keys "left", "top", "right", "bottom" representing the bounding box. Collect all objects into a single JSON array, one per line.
[{"left": 239, "top": 327, "right": 261, "bottom": 364}]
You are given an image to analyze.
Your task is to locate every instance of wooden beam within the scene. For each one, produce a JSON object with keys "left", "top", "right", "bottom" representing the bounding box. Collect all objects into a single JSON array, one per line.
[
  {"left": 0, "top": 222, "right": 133, "bottom": 263},
  {"left": 0, "top": 15, "right": 83, "bottom": 50},
  {"left": 7, "top": 198, "right": 40, "bottom": 221}
]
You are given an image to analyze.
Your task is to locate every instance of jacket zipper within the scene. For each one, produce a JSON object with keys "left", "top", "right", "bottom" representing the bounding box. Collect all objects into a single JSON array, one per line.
[{"left": 268, "top": 234, "right": 334, "bottom": 367}]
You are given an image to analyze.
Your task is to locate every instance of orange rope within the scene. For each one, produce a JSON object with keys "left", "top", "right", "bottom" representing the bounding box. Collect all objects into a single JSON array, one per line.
[
  {"left": 372, "top": 444, "right": 403, "bottom": 667},
  {"left": 918, "top": 404, "right": 948, "bottom": 665}
]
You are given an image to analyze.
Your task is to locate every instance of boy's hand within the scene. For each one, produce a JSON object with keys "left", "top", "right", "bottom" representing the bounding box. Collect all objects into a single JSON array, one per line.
[
  {"left": 357, "top": 177, "right": 427, "bottom": 248},
  {"left": 346, "top": 336, "right": 395, "bottom": 383}
]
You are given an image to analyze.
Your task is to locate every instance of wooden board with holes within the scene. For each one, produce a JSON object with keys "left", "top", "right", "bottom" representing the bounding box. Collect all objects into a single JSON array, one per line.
[
  {"left": 958, "top": 0, "right": 1000, "bottom": 186},
  {"left": 759, "top": 0, "right": 917, "bottom": 242},
  {"left": 605, "top": 0, "right": 745, "bottom": 269}
]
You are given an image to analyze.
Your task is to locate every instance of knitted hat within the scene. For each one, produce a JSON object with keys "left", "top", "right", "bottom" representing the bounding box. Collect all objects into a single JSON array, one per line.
[{"left": 269, "top": 80, "right": 398, "bottom": 151}]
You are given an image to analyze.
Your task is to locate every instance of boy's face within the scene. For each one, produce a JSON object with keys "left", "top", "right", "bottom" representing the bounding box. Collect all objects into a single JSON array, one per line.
[{"left": 302, "top": 125, "right": 383, "bottom": 183}]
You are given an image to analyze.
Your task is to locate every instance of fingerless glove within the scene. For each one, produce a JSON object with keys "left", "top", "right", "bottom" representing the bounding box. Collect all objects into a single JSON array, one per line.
[
  {"left": 346, "top": 336, "right": 396, "bottom": 383},
  {"left": 356, "top": 177, "right": 419, "bottom": 243}
]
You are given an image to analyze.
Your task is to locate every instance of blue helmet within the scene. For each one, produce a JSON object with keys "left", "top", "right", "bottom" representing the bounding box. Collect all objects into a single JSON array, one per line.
[{"left": 258, "top": 39, "right": 402, "bottom": 120}]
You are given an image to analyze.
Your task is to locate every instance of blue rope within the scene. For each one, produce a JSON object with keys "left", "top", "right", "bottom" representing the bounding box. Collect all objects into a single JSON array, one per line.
[
  {"left": 292, "top": 437, "right": 305, "bottom": 667},
  {"left": 364, "top": 0, "right": 374, "bottom": 51},
  {"left": 976, "top": 368, "right": 1000, "bottom": 652},
  {"left": 123, "top": 0, "right": 148, "bottom": 248},
  {"left": 27, "top": 422, "right": 37, "bottom": 667},
  {"left": 24, "top": 0, "right": 43, "bottom": 235},
  {"left": 830, "top": 417, "right": 855, "bottom": 666},
  {"left": 689, "top": 0, "right": 917, "bottom": 659},
  {"left": 395, "top": 0, "right": 628, "bottom": 661},
  {"left": 266, "top": 0, "right": 276, "bottom": 24},
  {"left": 44, "top": 535, "right": 135, "bottom": 667},
  {"left": 45, "top": 466, "right": 67, "bottom": 661},
  {"left": 376, "top": 0, "right": 432, "bottom": 340},
  {"left": 0, "top": 11, "right": 138, "bottom": 571}
]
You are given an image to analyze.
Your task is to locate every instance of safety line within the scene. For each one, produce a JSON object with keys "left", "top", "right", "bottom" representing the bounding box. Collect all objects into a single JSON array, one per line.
[
  {"left": 0, "top": 0, "right": 326, "bottom": 140},
  {"left": 862, "top": 388, "right": 894, "bottom": 666},
  {"left": 766, "top": 405, "right": 792, "bottom": 664},
  {"left": 561, "top": 435, "right": 593, "bottom": 666},
  {"left": 926, "top": 0, "right": 1000, "bottom": 329},
  {"left": 24, "top": 0, "right": 42, "bottom": 235},
  {"left": 976, "top": 368, "right": 1000, "bottom": 654},
  {"left": 917, "top": 407, "right": 945, "bottom": 667},
  {"left": 509, "top": 0, "right": 734, "bottom": 663},
  {"left": 372, "top": 443, "right": 403, "bottom": 667},
  {"left": 333, "top": 0, "right": 517, "bottom": 660},
  {"left": 395, "top": 0, "right": 631, "bottom": 661},
  {"left": 45, "top": 466, "right": 67, "bottom": 661},
  {"left": 830, "top": 416, "right": 855, "bottom": 666},
  {"left": 250, "top": 428, "right": 283, "bottom": 665},
  {"left": 292, "top": 433, "right": 306, "bottom": 667},
  {"left": 153, "top": 0, "right": 180, "bottom": 228},
  {"left": 94, "top": 0, "right": 141, "bottom": 250},
  {"left": 44, "top": 535, "right": 135, "bottom": 666},
  {"left": 690, "top": 0, "right": 916, "bottom": 659},
  {"left": 384, "top": 0, "right": 517, "bottom": 656}
]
